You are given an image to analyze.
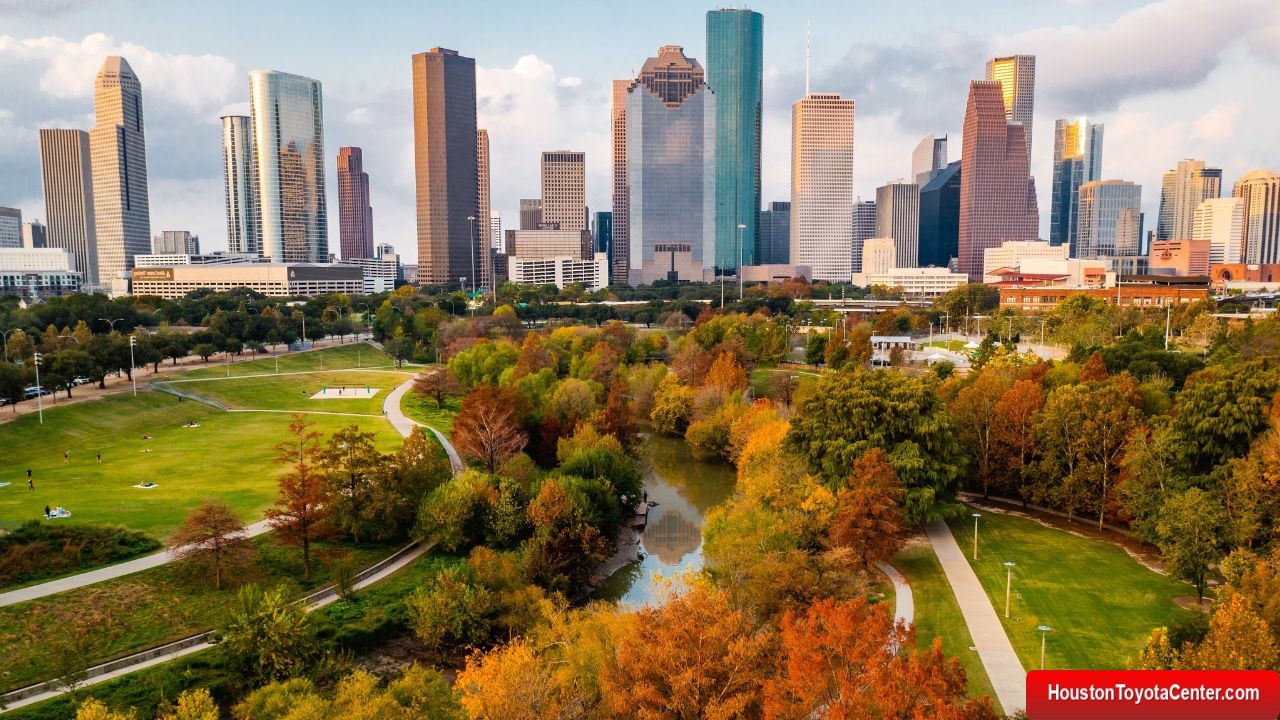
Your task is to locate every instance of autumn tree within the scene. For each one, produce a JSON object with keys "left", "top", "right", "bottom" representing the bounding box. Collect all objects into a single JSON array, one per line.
[
  {"left": 767, "top": 372, "right": 799, "bottom": 405},
  {"left": 1156, "top": 488, "right": 1223, "bottom": 599},
  {"left": 413, "top": 367, "right": 460, "bottom": 409},
  {"left": 265, "top": 414, "right": 335, "bottom": 581},
  {"left": 319, "top": 425, "right": 382, "bottom": 542},
  {"left": 949, "top": 369, "right": 1014, "bottom": 496},
  {"left": 451, "top": 385, "right": 528, "bottom": 473},
  {"left": 705, "top": 352, "right": 748, "bottom": 393},
  {"left": 1179, "top": 594, "right": 1279, "bottom": 670},
  {"left": 649, "top": 374, "right": 694, "bottom": 435},
  {"left": 596, "top": 377, "right": 636, "bottom": 447},
  {"left": 828, "top": 449, "right": 906, "bottom": 570},
  {"left": 1080, "top": 351, "right": 1109, "bottom": 382},
  {"left": 167, "top": 499, "right": 252, "bottom": 590},
  {"left": 989, "top": 379, "right": 1044, "bottom": 504}
]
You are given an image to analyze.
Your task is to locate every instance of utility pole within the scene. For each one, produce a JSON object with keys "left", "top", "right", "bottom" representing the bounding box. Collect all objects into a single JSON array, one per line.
[
  {"left": 33, "top": 351, "right": 43, "bottom": 424},
  {"left": 129, "top": 336, "right": 137, "bottom": 396}
]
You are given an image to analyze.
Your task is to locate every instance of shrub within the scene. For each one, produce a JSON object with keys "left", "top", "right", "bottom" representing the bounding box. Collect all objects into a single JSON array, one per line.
[{"left": 0, "top": 521, "right": 161, "bottom": 588}]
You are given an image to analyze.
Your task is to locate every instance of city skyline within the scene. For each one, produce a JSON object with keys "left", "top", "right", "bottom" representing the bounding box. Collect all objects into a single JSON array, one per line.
[{"left": 2, "top": 0, "right": 1279, "bottom": 265}]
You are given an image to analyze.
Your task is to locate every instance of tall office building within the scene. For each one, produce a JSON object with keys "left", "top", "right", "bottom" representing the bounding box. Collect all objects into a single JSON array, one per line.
[
  {"left": 851, "top": 198, "right": 876, "bottom": 274},
  {"left": 875, "top": 180, "right": 920, "bottom": 268},
  {"left": 1234, "top": 169, "right": 1280, "bottom": 264},
  {"left": 592, "top": 210, "right": 612, "bottom": 260},
  {"left": 90, "top": 56, "right": 151, "bottom": 284},
  {"left": 911, "top": 134, "right": 948, "bottom": 185},
  {"left": 152, "top": 230, "right": 199, "bottom": 254},
  {"left": 918, "top": 161, "right": 961, "bottom": 268},
  {"left": 38, "top": 128, "right": 98, "bottom": 284},
  {"left": 757, "top": 201, "right": 790, "bottom": 265},
  {"left": 1157, "top": 159, "right": 1222, "bottom": 241},
  {"left": 610, "top": 79, "right": 631, "bottom": 285},
  {"left": 1192, "top": 197, "right": 1244, "bottom": 265},
  {"left": 984, "top": 54, "right": 1036, "bottom": 157},
  {"left": 489, "top": 211, "right": 503, "bottom": 251},
  {"left": 1050, "top": 118, "right": 1103, "bottom": 253},
  {"left": 542, "top": 151, "right": 586, "bottom": 231},
  {"left": 790, "top": 93, "right": 855, "bottom": 282},
  {"left": 411, "top": 48, "right": 478, "bottom": 286},
  {"left": 1076, "top": 180, "right": 1142, "bottom": 258},
  {"left": 475, "top": 130, "right": 491, "bottom": 290},
  {"left": 0, "top": 208, "right": 20, "bottom": 248},
  {"left": 249, "top": 70, "right": 328, "bottom": 263},
  {"left": 625, "top": 45, "right": 716, "bottom": 283},
  {"left": 221, "top": 115, "right": 258, "bottom": 255},
  {"left": 336, "top": 147, "right": 375, "bottom": 259},
  {"left": 707, "top": 8, "right": 763, "bottom": 270},
  {"left": 519, "top": 200, "right": 543, "bottom": 230},
  {"left": 957, "top": 81, "right": 1038, "bottom": 278},
  {"left": 23, "top": 220, "right": 48, "bottom": 249}
]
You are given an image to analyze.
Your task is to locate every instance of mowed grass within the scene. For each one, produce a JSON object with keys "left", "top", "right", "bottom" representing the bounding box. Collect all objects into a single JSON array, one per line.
[
  {"left": 0, "top": 391, "right": 403, "bottom": 539},
  {"left": 947, "top": 506, "right": 1195, "bottom": 670},
  {"left": 174, "top": 343, "right": 395, "bottom": 380},
  {"left": 167, "top": 369, "right": 412, "bottom": 416},
  {"left": 895, "top": 542, "right": 1000, "bottom": 712},
  {"left": 400, "top": 386, "right": 459, "bottom": 436}
]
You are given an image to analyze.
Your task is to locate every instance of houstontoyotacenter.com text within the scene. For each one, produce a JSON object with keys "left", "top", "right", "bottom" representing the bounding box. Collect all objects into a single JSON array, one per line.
[{"left": 1046, "top": 683, "right": 1262, "bottom": 705}]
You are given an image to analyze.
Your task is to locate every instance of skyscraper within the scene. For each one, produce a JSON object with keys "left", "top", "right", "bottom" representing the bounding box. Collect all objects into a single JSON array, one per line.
[
  {"left": 519, "top": 200, "right": 543, "bottom": 230},
  {"left": 23, "top": 220, "right": 47, "bottom": 250},
  {"left": 592, "top": 210, "right": 612, "bottom": 260},
  {"left": 1192, "top": 197, "right": 1244, "bottom": 265},
  {"left": 221, "top": 115, "right": 258, "bottom": 255},
  {"left": 851, "top": 199, "right": 876, "bottom": 274},
  {"left": 0, "top": 208, "right": 20, "bottom": 249},
  {"left": 610, "top": 79, "right": 631, "bottom": 285},
  {"left": 790, "top": 93, "right": 855, "bottom": 282},
  {"left": 476, "top": 130, "right": 491, "bottom": 290},
  {"left": 249, "top": 70, "right": 328, "bottom": 263},
  {"left": 90, "top": 56, "right": 151, "bottom": 284},
  {"left": 542, "top": 151, "right": 586, "bottom": 231},
  {"left": 918, "top": 161, "right": 961, "bottom": 268},
  {"left": 1050, "top": 118, "right": 1103, "bottom": 253},
  {"left": 411, "top": 48, "right": 478, "bottom": 286},
  {"left": 706, "top": 8, "right": 763, "bottom": 270},
  {"left": 958, "top": 81, "right": 1038, "bottom": 278},
  {"left": 152, "top": 230, "right": 199, "bottom": 254},
  {"left": 911, "top": 134, "right": 948, "bottom": 185},
  {"left": 1157, "top": 159, "right": 1222, "bottom": 241},
  {"left": 625, "top": 45, "right": 716, "bottom": 283},
  {"left": 38, "top": 128, "right": 97, "bottom": 283},
  {"left": 1233, "top": 169, "right": 1280, "bottom": 264},
  {"left": 757, "top": 201, "right": 790, "bottom": 265},
  {"left": 489, "top": 211, "right": 503, "bottom": 252},
  {"left": 336, "top": 147, "right": 375, "bottom": 260},
  {"left": 875, "top": 180, "right": 920, "bottom": 268},
  {"left": 1076, "top": 180, "right": 1142, "bottom": 258},
  {"left": 984, "top": 54, "right": 1036, "bottom": 157}
]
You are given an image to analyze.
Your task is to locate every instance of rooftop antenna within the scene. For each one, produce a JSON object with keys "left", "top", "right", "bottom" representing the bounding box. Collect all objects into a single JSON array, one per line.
[{"left": 805, "top": 20, "right": 812, "bottom": 96}]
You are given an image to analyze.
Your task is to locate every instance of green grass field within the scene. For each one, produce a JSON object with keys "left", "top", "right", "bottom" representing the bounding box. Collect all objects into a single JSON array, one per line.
[
  {"left": 173, "top": 343, "right": 396, "bottom": 379},
  {"left": 947, "top": 507, "right": 1195, "bottom": 670},
  {"left": 0, "top": 392, "right": 403, "bottom": 539},
  {"left": 168, "top": 369, "right": 411, "bottom": 416},
  {"left": 924, "top": 339, "right": 968, "bottom": 352},
  {"left": 747, "top": 367, "right": 821, "bottom": 402},
  {"left": 400, "top": 388, "right": 459, "bottom": 436},
  {"left": 894, "top": 543, "right": 1000, "bottom": 711}
]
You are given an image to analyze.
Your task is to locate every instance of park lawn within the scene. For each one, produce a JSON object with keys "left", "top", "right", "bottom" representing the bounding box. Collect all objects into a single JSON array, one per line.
[
  {"left": 400, "top": 387, "right": 459, "bottom": 436},
  {"left": 173, "top": 343, "right": 394, "bottom": 380},
  {"left": 167, "top": 369, "right": 412, "bottom": 415},
  {"left": 0, "top": 391, "right": 403, "bottom": 539},
  {"left": 747, "top": 367, "right": 821, "bottom": 402},
  {"left": 924, "top": 339, "right": 968, "bottom": 352},
  {"left": 947, "top": 506, "right": 1195, "bottom": 671},
  {"left": 0, "top": 537, "right": 390, "bottom": 694},
  {"left": 895, "top": 543, "right": 1001, "bottom": 712}
]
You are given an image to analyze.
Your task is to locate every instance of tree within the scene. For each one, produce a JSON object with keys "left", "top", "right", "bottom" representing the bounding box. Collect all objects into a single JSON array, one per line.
[
  {"left": 1170, "top": 363, "right": 1280, "bottom": 473},
  {"left": 413, "top": 367, "right": 460, "bottom": 409},
  {"left": 218, "top": 584, "right": 319, "bottom": 685},
  {"left": 1156, "top": 488, "right": 1222, "bottom": 599},
  {"left": 949, "top": 369, "right": 1013, "bottom": 496},
  {"left": 265, "top": 414, "right": 335, "bottom": 581},
  {"left": 384, "top": 332, "right": 416, "bottom": 367},
  {"left": 451, "top": 385, "right": 528, "bottom": 473},
  {"left": 319, "top": 425, "right": 382, "bottom": 542},
  {"left": 1080, "top": 351, "right": 1109, "bottom": 382},
  {"left": 767, "top": 372, "right": 799, "bottom": 405},
  {"left": 406, "top": 563, "right": 494, "bottom": 661},
  {"left": 989, "top": 379, "right": 1044, "bottom": 504},
  {"left": 705, "top": 352, "right": 748, "bottom": 393},
  {"left": 829, "top": 449, "right": 907, "bottom": 569},
  {"left": 1178, "top": 594, "right": 1279, "bottom": 670},
  {"left": 804, "top": 332, "right": 827, "bottom": 366},
  {"left": 167, "top": 499, "right": 252, "bottom": 590},
  {"left": 596, "top": 377, "right": 637, "bottom": 447},
  {"left": 649, "top": 374, "right": 694, "bottom": 436}
]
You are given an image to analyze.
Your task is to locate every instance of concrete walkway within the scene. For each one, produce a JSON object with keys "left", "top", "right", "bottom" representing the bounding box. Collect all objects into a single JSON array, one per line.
[
  {"left": 925, "top": 520, "right": 1026, "bottom": 713},
  {"left": 876, "top": 562, "right": 914, "bottom": 626},
  {"left": 383, "top": 375, "right": 464, "bottom": 476}
]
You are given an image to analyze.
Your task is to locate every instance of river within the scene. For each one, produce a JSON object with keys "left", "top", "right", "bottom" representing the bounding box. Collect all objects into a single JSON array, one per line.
[{"left": 594, "top": 434, "right": 737, "bottom": 608}]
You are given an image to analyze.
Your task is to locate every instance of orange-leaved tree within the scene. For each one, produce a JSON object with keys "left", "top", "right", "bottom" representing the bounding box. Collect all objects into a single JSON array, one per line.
[
  {"left": 265, "top": 413, "right": 335, "bottom": 581},
  {"left": 167, "top": 499, "right": 252, "bottom": 590},
  {"left": 828, "top": 448, "right": 907, "bottom": 569},
  {"left": 451, "top": 385, "right": 528, "bottom": 473}
]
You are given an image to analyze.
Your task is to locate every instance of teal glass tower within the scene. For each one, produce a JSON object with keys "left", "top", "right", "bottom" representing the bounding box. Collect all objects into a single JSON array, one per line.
[{"left": 706, "top": 8, "right": 763, "bottom": 271}]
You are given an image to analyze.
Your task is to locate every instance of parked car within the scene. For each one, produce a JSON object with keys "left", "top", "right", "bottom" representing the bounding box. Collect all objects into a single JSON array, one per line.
[
  {"left": 22, "top": 386, "right": 49, "bottom": 399},
  {"left": 72, "top": 376, "right": 91, "bottom": 386}
]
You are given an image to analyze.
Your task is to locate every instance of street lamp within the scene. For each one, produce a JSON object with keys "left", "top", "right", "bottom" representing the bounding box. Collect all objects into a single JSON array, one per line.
[
  {"left": 99, "top": 317, "right": 125, "bottom": 333},
  {"left": 33, "top": 351, "right": 43, "bottom": 424},
  {"left": 1003, "top": 561, "right": 1016, "bottom": 618},
  {"left": 737, "top": 223, "right": 746, "bottom": 301},
  {"left": 1038, "top": 625, "right": 1053, "bottom": 670},
  {"left": 0, "top": 328, "right": 15, "bottom": 362},
  {"left": 971, "top": 513, "right": 982, "bottom": 561},
  {"left": 129, "top": 336, "right": 137, "bottom": 397}
]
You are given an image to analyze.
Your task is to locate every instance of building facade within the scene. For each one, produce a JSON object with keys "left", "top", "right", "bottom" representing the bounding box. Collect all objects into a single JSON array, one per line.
[
  {"left": 957, "top": 80, "right": 1038, "bottom": 279},
  {"left": 592, "top": 210, "right": 612, "bottom": 260},
  {"left": 221, "top": 114, "right": 258, "bottom": 256},
  {"left": 1149, "top": 239, "right": 1210, "bottom": 276},
  {"left": 249, "top": 70, "right": 328, "bottom": 263},
  {"left": 38, "top": 128, "right": 98, "bottom": 284},
  {"left": 508, "top": 252, "right": 608, "bottom": 291},
  {"left": 1233, "top": 169, "right": 1280, "bottom": 264},
  {"left": 985, "top": 54, "right": 1036, "bottom": 156},
  {"left": 875, "top": 180, "right": 920, "bottom": 268},
  {"left": 504, "top": 229, "right": 590, "bottom": 259},
  {"left": 790, "top": 93, "right": 855, "bottom": 282},
  {"left": 152, "top": 230, "right": 199, "bottom": 255},
  {"left": 542, "top": 151, "right": 586, "bottom": 231},
  {"left": 1157, "top": 159, "right": 1222, "bottom": 241},
  {"left": 1192, "top": 197, "right": 1244, "bottom": 266},
  {"left": 851, "top": 198, "right": 876, "bottom": 274},
  {"left": 859, "top": 237, "right": 895, "bottom": 276},
  {"left": 911, "top": 134, "right": 948, "bottom": 185},
  {"left": 918, "top": 161, "right": 960, "bottom": 268},
  {"left": 983, "top": 240, "right": 1068, "bottom": 280},
  {"left": 476, "top": 130, "right": 491, "bottom": 291},
  {"left": 90, "top": 56, "right": 151, "bottom": 285},
  {"left": 610, "top": 79, "right": 631, "bottom": 285},
  {"left": 519, "top": 199, "right": 543, "bottom": 230},
  {"left": 0, "top": 248, "right": 82, "bottom": 300},
  {"left": 0, "top": 208, "right": 20, "bottom": 249},
  {"left": 131, "top": 263, "right": 362, "bottom": 299},
  {"left": 757, "top": 201, "right": 790, "bottom": 265},
  {"left": 336, "top": 146, "right": 375, "bottom": 260},
  {"left": 411, "top": 48, "right": 478, "bottom": 286},
  {"left": 1077, "top": 180, "right": 1142, "bottom": 258},
  {"left": 23, "top": 220, "right": 47, "bottom": 250},
  {"left": 489, "top": 211, "right": 503, "bottom": 251},
  {"left": 1050, "top": 117, "right": 1103, "bottom": 252},
  {"left": 862, "top": 267, "right": 968, "bottom": 299},
  {"left": 706, "top": 8, "right": 763, "bottom": 270}
]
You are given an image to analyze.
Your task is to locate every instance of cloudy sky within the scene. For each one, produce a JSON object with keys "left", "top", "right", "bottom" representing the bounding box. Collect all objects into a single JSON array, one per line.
[{"left": 1, "top": 0, "right": 1278, "bottom": 262}]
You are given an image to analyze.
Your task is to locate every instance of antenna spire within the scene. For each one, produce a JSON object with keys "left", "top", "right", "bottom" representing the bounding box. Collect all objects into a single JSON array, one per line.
[{"left": 805, "top": 20, "right": 811, "bottom": 96}]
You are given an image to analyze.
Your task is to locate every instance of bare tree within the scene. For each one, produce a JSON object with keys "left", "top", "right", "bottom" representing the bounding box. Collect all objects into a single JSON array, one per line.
[
  {"left": 167, "top": 499, "right": 253, "bottom": 590},
  {"left": 413, "top": 367, "right": 461, "bottom": 410},
  {"left": 451, "top": 385, "right": 528, "bottom": 473}
]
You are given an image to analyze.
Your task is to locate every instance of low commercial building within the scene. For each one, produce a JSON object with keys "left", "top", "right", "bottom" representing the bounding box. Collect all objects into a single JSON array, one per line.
[
  {"left": 135, "top": 253, "right": 263, "bottom": 267},
  {"left": 857, "top": 267, "right": 968, "bottom": 298},
  {"left": 508, "top": 253, "right": 608, "bottom": 290},
  {"left": 0, "top": 248, "right": 82, "bottom": 299},
  {"left": 982, "top": 241, "right": 1068, "bottom": 282},
  {"left": 1210, "top": 263, "right": 1280, "bottom": 292},
  {"left": 130, "top": 263, "right": 363, "bottom": 299},
  {"left": 504, "top": 229, "right": 591, "bottom": 259},
  {"left": 999, "top": 275, "right": 1210, "bottom": 311},
  {"left": 1149, "top": 239, "right": 1210, "bottom": 276}
]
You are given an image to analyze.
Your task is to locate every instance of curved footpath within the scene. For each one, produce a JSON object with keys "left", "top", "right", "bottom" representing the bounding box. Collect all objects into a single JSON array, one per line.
[
  {"left": 876, "top": 562, "right": 914, "bottom": 627},
  {"left": 383, "top": 374, "right": 464, "bottom": 475}
]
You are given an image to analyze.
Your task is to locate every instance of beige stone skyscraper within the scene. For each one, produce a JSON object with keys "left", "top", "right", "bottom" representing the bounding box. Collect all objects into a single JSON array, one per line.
[
  {"left": 985, "top": 55, "right": 1036, "bottom": 157},
  {"left": 790, "top": 93, "right": 855, "bottom": 283},
  {"left": 476, "top": 129, "right": 491, "bottom": 291},
  {"left": 1157, "top": 159, "right": 1222, "bottom": 242},
  {"left": 1233, "top": 169, "right": 1280, "bottom": 264},
  {"left": 610, "top": 79, "right": 630, "bottom": 284},
  {"left": 875, "top": 179, "right": 920, "bottom": 268},
  {"left": 541, "top": 151, "right": 585, "bottom": 231},
  {"left": 39, "top": 128, "right": 98, "bottom": 284},
  {"left": 90, "top": 56, "right": 150, "bottom": 285}
]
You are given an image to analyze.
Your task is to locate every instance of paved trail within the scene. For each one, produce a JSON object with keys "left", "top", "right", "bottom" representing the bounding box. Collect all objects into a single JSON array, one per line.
[
  {"left": 383, "top": 375, "right": 464, "bottom": 475},
  {"left": 876, "top": 562, "right": 914, "bottom": 626}
]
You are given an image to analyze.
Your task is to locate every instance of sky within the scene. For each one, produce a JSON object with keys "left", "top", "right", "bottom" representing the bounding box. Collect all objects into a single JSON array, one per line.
[{"left": 1, "top": 0, "right": 1278, "bottom": 263}]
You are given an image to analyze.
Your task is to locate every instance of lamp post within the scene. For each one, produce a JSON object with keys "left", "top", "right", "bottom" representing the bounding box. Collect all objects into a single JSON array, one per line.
[
  {"left": 737, "top": 223, "right": 746, "bottom": 301},
  {"left": 1164, "top": 302, "right": 1172, "bottom": 351},
  {"left": 33, "top": 351, "right": 43, "bottom": 424},
  {"left": 128, "top": 336, "right": 138, "bottom": 396},
  {"left": 972, "top": 512, "right": 981, "bottom": 560},
  {"left": 1004, "top": 561, "right": 1016, "bottom": 618},
  {"left": 0, "top": 328, "right": 15, "bottom": 362},
  {"left": 1038, "top": 625, "right": 1053, "bottom": 670},
  {"left": 466, "top": 216, "right": 477, "bottom": 296},
  {"left": 99, "top": 317, "right": 125, "bottom": 333}
]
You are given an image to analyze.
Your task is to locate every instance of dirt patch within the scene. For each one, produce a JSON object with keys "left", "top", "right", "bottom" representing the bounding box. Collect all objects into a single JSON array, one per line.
[
  {"left": 354, "top": 633, "right": 444, "bottom": 679},
  {"left": 1172, "top": 596, "right": 1213, "bottom": 613}
]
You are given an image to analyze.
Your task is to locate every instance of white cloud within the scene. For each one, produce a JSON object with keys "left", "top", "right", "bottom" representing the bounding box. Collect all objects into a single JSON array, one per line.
[{"left": 1191, "top": 103, "right": 1243, "bottom": 143}]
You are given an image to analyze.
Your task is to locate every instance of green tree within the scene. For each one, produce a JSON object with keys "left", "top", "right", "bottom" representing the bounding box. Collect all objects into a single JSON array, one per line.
[
  {"left": 318, "top": 425, "right": 382, "bottom": 542},
  {"left": 804, "top": 332, "right": 828, "bottom": 366},
  {"left": 218, "top": 584, "right": 319, "bottom": 685},
  {"left": 1157, "top": 488, "right": 1223, "bottom": 599}
]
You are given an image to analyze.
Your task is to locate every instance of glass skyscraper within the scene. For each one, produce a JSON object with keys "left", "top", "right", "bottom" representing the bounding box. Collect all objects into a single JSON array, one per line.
[
  {"left": 918, "top": 161, "right": 961, "bottom": 269},
  {"left": 1049, "top": 118, "right": 1103, "bottom": 253},
  {"left": 249, "top": 70, "right": 328, "bottom": 263},
  {"left": 706, "top": 8, "right": 763, "bottom": 271}
]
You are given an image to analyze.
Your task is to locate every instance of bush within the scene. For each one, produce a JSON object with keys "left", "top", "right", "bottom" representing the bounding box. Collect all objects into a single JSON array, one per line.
[{"left": 0, "top": 521, "right": 161, "bottom": 588}]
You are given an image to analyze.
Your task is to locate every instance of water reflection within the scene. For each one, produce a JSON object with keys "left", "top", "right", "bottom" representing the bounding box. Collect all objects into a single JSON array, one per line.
[{"left": 594, "top": 434, "right": 736, "bottom": 607}]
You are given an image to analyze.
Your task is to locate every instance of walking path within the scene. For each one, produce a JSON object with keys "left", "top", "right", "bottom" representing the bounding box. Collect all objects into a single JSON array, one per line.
[
  {"left": 925, "top": 520, "right": 1026, "bottom": 713},
  {"left": 383, "top": 376, "right": 464, "bottom": 476},
  {"left": 876, "top": 562, "right": 914, "bottom": 626},
  {"left": 159, "top": 366, "right": 406, "bottom": 384}
]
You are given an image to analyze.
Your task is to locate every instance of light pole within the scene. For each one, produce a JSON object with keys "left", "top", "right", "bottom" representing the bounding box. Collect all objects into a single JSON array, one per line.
[
  {"left": 972, "top": 512, "right": 981, "bottom": 561},
  {"left": 99, "top": 317, "right": 125, "bottom": 333},
  {"left": 33, "top": 351, "right": 43, "bottom": 424},
  {"left": 1006, "top": 315, "right": 1013, "bottom": 343},
  {"left": 301, "top": 316, "right": 307, "bottom": 349},
  {"left": 1038, "top": 625, "right": 1053, "bottom": 670},
  {"left": 1004, "top": 561, "right": 1016, "bottom": 618},
  {"left": 129, "top": 336, "right": 137, "bottom": 397},
  {"left": 737, "top": 223, "right": 746, "bottom": 301},
  {"left": 466, "top": 216, "right": 477, "bottom": 296},
  {"left": 357, "top": 303, "right": 372, "bottom": 340},
  {"left": 1164, "top": 302, "right": 1172, "bottom": 351},
  {"left": 0, "top": 328, "right": 15, "bottom": 362}
]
